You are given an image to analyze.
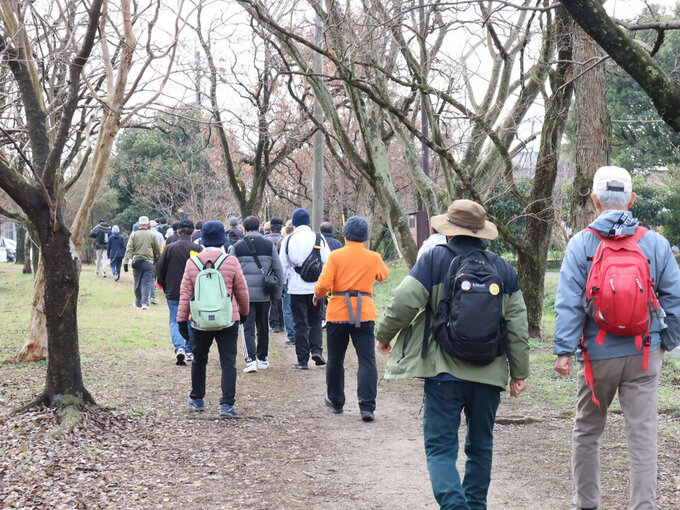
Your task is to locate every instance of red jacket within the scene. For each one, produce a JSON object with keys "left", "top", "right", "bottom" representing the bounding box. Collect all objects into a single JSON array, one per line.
[{"left": 177, "top": 250, "right": 250, "bottom": 323}]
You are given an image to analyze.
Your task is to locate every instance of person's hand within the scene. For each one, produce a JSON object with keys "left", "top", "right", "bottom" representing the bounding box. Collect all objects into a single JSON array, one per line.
[
  {"left": 554, "top": 355, "right": 573, "bottom": 376},
  {"left": 177, "top": 321, "right": 189, "bottom": 341},
  {"left": 312, "top": 294, "right": 320, "bottom": 306},
  {"left": 509, "top": 378, "right": 527, "bottom": 397},
  {"left": 123, "top": 264, "right": 128, "bottom": 273},
  {"left": 377, "top": 342, "right": 392, "bottom": 355}
]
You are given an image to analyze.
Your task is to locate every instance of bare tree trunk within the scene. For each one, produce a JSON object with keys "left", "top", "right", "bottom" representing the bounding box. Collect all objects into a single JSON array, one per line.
[
  {"left": 569, "top": 21, "right": 610, "bottom": 232},
  {"left": 17, "top": 258, "right": 47, "bottom": 361}
]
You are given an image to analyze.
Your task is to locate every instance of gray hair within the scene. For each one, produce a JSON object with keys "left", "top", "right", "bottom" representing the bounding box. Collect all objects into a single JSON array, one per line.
[{"left": 594, "top": 189, "right": 632, "bottom": 209}]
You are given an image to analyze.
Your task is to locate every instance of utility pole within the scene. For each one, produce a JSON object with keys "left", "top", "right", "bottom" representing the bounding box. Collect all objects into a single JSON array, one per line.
[{"left": 311, "top": 2, "right": 324, "bottom": 231}]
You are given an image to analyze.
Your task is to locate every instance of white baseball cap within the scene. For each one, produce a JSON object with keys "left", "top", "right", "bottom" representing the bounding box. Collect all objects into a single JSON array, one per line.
[{"left": 592, "top": 166, "right": 632, "bottom": 193}]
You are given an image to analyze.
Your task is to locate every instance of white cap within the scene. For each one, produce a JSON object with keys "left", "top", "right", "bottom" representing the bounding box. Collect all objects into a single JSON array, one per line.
[
  {"left": 138, "top": 215, "right": 149, "bottom": 225},
  {"left": 592, "top": 166, "right": 632, "bottom": 193}
]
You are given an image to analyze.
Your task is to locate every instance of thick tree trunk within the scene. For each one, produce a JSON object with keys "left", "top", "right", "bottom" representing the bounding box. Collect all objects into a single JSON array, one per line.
[
  {"left": 517, "top": 250, "right": 547, "bottom": 338},
  {"left": 38, "top": 219, "right": 93, "bottom": 405},
  {"left": 570, "top": 22, "right": 610, "bottom": 232}
]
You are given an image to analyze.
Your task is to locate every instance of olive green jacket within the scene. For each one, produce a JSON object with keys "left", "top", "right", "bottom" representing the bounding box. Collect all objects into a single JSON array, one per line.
[
  {"left": 123, "top": 229, "right": 161, "bottom": 265},
  {"left": 375, "top": 239, "right": 530, "bottom": 390}
]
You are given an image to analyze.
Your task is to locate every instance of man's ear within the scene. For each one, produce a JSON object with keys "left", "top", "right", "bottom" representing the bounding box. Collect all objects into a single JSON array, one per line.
[
  {"left": 591, "top": 193, "right": 602, "bottom": 214},
  {"left": 628, "top": 192, "right": 637, "bottom": 209}
]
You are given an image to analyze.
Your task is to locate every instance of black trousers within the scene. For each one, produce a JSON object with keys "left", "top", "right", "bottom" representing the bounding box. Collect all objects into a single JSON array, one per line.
[
  {"left": 242, "top": 301, "right": 271, "bottom": 362},
  {"left": 190, "top": 324, "right": 238, "bottom": 405},
  {"left": 269, "top": 294, "right": 284, "bottom": 330},
  {"left": 290, "top": 293, "right": 323, "bottom": 364},
  {"left": 325, "top": 322, "right": 377, "bottom": 412}
]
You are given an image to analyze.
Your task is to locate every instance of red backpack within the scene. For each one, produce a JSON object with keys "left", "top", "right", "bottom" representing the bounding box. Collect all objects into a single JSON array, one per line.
[{"left": 582, "top": 226, "right": 658, "bottom": 405}]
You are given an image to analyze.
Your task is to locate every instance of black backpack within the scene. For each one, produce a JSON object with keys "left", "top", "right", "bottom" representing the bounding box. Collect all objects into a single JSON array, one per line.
[
  {"left": 432, "top": 248, "right": 507, "bottom": 365},
  {"left": 286, "top": 232, "right": 323, "bottom": 282}
]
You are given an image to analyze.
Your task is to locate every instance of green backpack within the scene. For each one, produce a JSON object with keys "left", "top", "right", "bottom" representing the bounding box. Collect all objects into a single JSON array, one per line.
[{"left": 189, "top": 253, "right": 233, "bottom": 330}]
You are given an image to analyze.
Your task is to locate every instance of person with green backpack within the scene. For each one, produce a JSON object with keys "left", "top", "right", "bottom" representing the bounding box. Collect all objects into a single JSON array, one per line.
[{"left": 177, "top": 221, "right": 250, "bottom": 418}]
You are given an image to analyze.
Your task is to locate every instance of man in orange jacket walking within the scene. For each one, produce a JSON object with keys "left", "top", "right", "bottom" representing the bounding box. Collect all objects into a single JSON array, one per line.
[{"left": 313, "top": 216, "right": 390, "bottom": 422}]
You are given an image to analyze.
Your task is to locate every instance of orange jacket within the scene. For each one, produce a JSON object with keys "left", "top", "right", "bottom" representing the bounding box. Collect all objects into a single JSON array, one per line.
[{"left": 314, "top": 241, "right": 390, "bottom": 322}]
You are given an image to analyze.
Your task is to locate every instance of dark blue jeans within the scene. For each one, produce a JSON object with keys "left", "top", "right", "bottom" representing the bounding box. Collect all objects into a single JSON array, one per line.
[
  {"left": 290, "top": 293, "right": 323, "bottom": 364},
  {"left": 190, "top": 324, "right": 238, "bottom": 406},
  {"left": 242, "top": 301, "right": 270, "bottom": 362},
  {"left": 110, "top": 256, "right": 123, "bottom": 276},
  {"left": 326, "top": 322, "right": 377, "bottom": 412},
  {"left": 423, "top": 379, "right": 501, "bottom": 510}
]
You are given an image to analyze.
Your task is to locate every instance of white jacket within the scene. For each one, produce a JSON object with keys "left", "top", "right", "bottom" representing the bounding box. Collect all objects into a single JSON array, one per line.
[{"left": 279, "top": 225, "right": 330, "bottom": 294}]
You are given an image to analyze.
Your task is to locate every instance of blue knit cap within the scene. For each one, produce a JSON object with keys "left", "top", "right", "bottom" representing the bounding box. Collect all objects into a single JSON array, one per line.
[
  {"left": 292, "top": 208, "right": 311, "bottom": 227},
  {"left": 342, "top": 216, "right": 369, "bottom": 242}
]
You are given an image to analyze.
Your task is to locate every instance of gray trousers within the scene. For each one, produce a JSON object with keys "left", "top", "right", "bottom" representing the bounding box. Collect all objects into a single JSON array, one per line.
[
  {"left": 572, "top": 349, "right": 663, "bottom": 510},
  {"left": 132, "top": 260, "right": 155, "bottom": 307}
]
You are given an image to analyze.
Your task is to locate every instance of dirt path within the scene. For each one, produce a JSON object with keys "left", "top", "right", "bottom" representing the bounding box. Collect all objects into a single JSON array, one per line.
[{"left": 2, "top": 317, "right": 679, "bottom": 509}]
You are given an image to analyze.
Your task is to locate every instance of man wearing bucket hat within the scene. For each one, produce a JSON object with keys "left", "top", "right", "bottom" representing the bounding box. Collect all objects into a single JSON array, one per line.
[
  {"left": 376, "top": 199, "right": 530, "bottom": 510},
  {"left": 553, "top": 166, "right": 680, "bottom": 510}
]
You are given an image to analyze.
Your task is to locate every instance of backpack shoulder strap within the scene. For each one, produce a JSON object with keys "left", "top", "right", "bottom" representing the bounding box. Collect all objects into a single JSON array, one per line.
[
  {"left": 314, "top": 233, "right": 322, "bottom": 250},
  {"left": 631, "top": 226, "right": 648, "bottom": 243},
  {"left": 213, "top": 252, "right": 229, "bottom": 270},
  {"left": 191, "top": 255, "right": 204, "bottom": 271}
]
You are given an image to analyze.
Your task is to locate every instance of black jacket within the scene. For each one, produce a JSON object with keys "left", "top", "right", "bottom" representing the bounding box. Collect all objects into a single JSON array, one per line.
[
  {"left": 231, "top": 233, "right": 284, "bottom": 302},
  {"left": 155, "top": 236, "right": 203, "bottom": 300},
  {"left": 89, "top": 223, "right": 112, "bottom": 249}
]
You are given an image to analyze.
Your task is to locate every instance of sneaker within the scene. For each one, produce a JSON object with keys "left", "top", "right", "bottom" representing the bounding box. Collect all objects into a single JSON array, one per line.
[
  {"left": 185, "top": 353, "right": 194, "bottom": 362},
  {"left": 95, "top": 271, "right": 99, "bottom": 277},
  {"left": 324, "top": 395, "right": 343, "bottom": 414},
  {"left": 257, "top": 359, "right": 269, "bottom": 370},
  {"left": 133, "top": 303, "right": 143, "bottom": 310},
  {"left": 243, "top": 360, "right": 258, "bottom": 373},
  {"left": 285, "top": 339, "right": 295, "bottom": 345},
  {"left": 150, "top": 298, "right": 158, "bottom": 305},
  {"left": 220, "top": 404, "right": 238, "bottom": 418},
  {"left": 141, "top": 304, "right": 148, "bottom": 310},
  {"left": 312, "top": 353, "right": 326, "bottom": 366},
  {"left": 103, "top": 272, "right": 107, "bottom": 278},
  {"left": 176, "top": 348, "right": 186, "bottom": 366},
  {"left": 361, "top": 410, "right": 375, "bottom": 422},
  {"left": 188, "top": 397, "right": 205, "bottom": 412},
  {"left": 293, "top": 362, "right": 309, "bottom": 370}
]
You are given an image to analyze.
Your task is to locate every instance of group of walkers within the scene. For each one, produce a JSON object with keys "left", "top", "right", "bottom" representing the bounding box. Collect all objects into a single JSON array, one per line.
[{"left": 88, "top": 165, "right": 680, "bottom": 510}]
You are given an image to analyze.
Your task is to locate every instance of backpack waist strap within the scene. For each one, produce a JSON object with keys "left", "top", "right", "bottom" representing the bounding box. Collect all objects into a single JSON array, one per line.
[{"left": 333, "top": 291, "right": 372, "bottom": 327}]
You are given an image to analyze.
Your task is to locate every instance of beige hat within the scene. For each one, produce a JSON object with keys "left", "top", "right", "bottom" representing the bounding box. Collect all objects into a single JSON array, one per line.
[
  {"left": 430, "top": 199, "right": 498, "bottom": 240},
  {"left": 592, "top": 166, "right": 632, "bottom": 193},
  {"left": 138, "top": 215, "right": 149, "bottom": 226}
]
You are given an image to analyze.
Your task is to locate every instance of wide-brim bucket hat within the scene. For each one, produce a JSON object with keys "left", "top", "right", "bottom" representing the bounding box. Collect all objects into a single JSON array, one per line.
[{"left": 430, "top": 199, "right": 498, "bottom": 240}]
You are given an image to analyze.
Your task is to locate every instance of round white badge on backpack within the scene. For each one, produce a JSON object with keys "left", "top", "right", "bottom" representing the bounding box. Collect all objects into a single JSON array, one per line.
[
  {"left": 461, "top": 280, "right": 472, "bottom": 291},
  {"left": 489, "top": 283, "right": 500, "bottom": 295}
]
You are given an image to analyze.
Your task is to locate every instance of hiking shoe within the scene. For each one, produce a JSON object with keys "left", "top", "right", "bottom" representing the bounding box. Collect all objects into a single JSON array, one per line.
[
  {"left": 361, "top": 410, "right": 375, "bottom": 422},
  {"left": 188, "top": 397, "right": 205, "bottom": 412},
  {"left": 257, "top": 359, "right": 269, "bottom": 370},
  {"left": 176, "top": 348, "right": 186, "bottom": 366},
  {"left": 243, "top": 360, "right": 258, "bottom": 373},
  {"left": 324, "top": 395, "right": 343, "bottom": 414},
  {"left": 185, "top": 353, "right": 194, "bottom": 362},
  {"left": 220, "top": 404, "right": 238, "bottom": 418},
  {"left": 312, "top": 353, "right": 326, "bottom": 366},
  {"left": 293, "top": 362, "right": 309, "bottom": 370}
]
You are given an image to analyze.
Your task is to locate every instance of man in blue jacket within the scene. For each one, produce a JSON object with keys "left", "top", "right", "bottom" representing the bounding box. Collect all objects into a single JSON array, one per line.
[{"left": 554, "top": 166, "right": 680, "bottom": 510}]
